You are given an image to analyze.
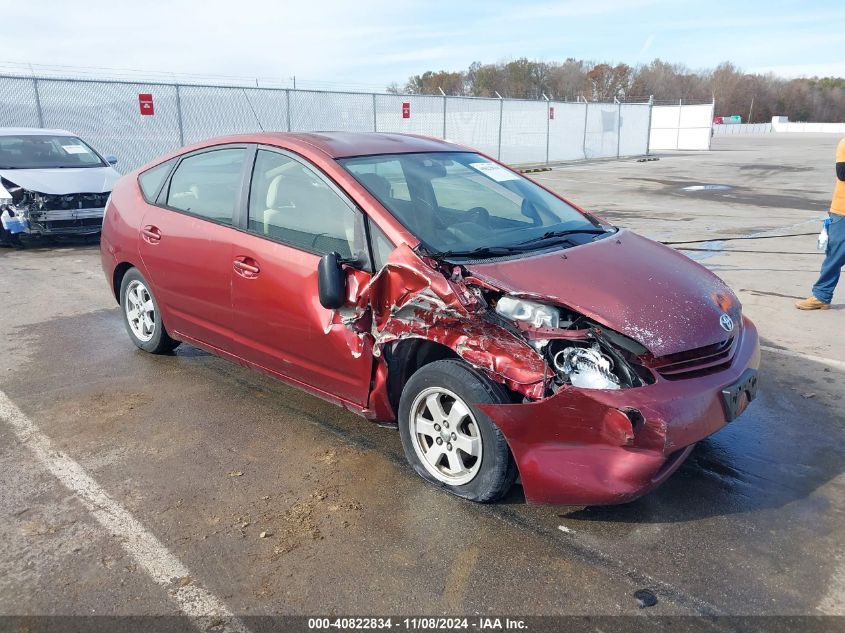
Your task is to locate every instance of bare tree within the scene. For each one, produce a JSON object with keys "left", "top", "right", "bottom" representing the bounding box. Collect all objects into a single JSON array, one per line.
[
  {"left": 404, "top": 70, "right": 466, "bottom": 95},
  {"left": 392, "top": 58, "right": 845, "bottom": 121},
  {"left": 586, "top": 63, "right": 633, "bottom": 101}
]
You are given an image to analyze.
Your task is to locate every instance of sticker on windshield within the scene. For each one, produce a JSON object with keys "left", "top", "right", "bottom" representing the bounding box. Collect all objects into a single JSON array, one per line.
[
  {"left": 62, "top": 145, "right": 88, "bottom": 154},
  {"left": 469, "top": 162, "right": 520, "bottom": 182}
]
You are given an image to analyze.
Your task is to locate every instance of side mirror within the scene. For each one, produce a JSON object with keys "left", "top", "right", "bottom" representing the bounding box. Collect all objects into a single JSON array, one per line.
[
  {"left": 105, "top": 155, "right": 118, "bottom": 166},
  {"left": 317, "top": 252, "right": 346, "bottom": 309}
]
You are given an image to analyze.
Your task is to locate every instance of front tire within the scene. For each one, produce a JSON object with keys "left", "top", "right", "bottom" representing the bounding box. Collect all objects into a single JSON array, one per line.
[
  {"left": 119, "top": 268, "right": 179, "bottom": 354},
  {"left": 398, "top": 359, "right": 517, "bottom": 502}
]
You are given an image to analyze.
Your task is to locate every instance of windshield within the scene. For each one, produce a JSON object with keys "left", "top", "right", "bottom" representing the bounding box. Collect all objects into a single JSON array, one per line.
[
  {"left": 0, "top": 134, "right": 106, "bottom": 169},
  {"left": 340, "top": 152, "right": 604, "bottom": 257}
]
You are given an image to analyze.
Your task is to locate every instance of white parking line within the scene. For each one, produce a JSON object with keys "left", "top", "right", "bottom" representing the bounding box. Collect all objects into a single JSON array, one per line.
[
  {"left": 0, "top": 389, "right": 252, "bottom": 632},
  {"left": 760, "top": 345, "right": 845, "bottom": 371}
]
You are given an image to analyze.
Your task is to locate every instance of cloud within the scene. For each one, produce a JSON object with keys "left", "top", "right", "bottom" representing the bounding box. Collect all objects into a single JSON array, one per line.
[{"left": 0, "top": 0, "right": 841, "bottom": 88}]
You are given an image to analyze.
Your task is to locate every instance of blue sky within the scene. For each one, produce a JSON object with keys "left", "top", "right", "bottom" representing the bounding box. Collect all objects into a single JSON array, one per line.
[{"left": 1, "top": 0, "right": 842, "bottom": 89}]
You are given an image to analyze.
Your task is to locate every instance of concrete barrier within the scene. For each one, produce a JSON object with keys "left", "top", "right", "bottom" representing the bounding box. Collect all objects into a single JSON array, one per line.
[{"left": 771, "top": 116, "right": 845, "bottom": 134}]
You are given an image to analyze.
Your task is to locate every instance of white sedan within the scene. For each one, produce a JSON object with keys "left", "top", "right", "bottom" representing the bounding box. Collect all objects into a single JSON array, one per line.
[{"left": 0, "top": 128, "right": 120, "bottom": 243}]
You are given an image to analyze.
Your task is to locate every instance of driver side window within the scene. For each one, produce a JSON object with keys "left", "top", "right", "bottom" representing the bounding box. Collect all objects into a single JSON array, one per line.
[{"left": 248, "top": 149, "right": 368, "bottom": 263}]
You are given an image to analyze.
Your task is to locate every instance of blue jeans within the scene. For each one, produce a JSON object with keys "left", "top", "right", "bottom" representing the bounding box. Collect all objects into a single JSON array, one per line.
[{"left": 813, "top": 212, "right": 845, "bottom": 304}]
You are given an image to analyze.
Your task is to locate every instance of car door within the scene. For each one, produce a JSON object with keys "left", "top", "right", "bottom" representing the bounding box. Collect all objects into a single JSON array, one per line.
[
  {"left": 229, "top": 147, "right": 374, "bottom": 406},
  {"left": 137, "top": 145, "right": 248, "bottom": 351}
]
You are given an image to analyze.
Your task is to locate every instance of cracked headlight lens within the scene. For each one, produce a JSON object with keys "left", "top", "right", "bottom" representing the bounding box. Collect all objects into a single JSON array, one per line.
[{"left": 495, "top": 296, "right": 560, "bottom": 329}]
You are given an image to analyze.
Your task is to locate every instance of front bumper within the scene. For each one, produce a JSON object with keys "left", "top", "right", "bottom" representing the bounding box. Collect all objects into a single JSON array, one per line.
[
  {"left": 479, "top": 317, "right": 760, "bottom": 505},
  {"left": 14, "top": 207, "right": 105, "bottom": 236}
]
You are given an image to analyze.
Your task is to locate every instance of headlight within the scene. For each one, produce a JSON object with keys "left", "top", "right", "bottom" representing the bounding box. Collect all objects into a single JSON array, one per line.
[
  {"left": 495, "top": 296, "right": 560, "bottom": 329},
  {"left": 103, "top": 194, "right": 112, "bottom": 222},
  {"left": 0, "top": 183, "right": 12, "bottom": 208}
]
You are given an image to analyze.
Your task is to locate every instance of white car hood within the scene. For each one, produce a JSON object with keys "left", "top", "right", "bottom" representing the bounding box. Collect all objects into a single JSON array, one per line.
[{"left": 0, "top": 166, "right": 120, "bottom": 195}]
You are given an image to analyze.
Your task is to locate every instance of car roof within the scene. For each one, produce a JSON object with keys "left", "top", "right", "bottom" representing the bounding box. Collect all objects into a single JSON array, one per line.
[
  {"left": 204, "top": 131, "right": 468, "bottom": 159},
  {"left": 0, "top": 127, "right": 76, "bottom": 137}
]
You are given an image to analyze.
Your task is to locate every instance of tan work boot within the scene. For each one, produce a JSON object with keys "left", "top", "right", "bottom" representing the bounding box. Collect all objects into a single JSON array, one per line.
[{"left": 795, "top": 296, "right": 831, "bottom": 310}]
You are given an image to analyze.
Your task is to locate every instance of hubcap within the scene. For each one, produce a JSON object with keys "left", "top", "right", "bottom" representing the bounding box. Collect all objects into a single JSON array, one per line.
[
  {"left": 409, "top": 387, "right": 482, "bottom": 486},
  {"left": 125, "top": 280, "right": 156, "bottom": 342}
]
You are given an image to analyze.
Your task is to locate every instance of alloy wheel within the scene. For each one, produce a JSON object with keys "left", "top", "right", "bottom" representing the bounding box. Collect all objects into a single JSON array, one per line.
[
  {"left": 125, "top": 279, "right": 156, "bottom": 342},
  {"left": 409, "top": 387, "right": 483, "bottom": 485}
]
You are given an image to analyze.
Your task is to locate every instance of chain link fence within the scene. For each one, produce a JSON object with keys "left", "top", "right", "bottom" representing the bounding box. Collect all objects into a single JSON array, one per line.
[{"left": 0, "top": 74, "right": 653, "bottom": 173}]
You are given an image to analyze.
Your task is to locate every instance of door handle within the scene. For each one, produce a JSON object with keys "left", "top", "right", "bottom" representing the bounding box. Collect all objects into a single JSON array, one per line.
[
  {"left": 233, "top": 257, "right": 260, "bottom": 277},
  {"left": 141, "top": 225, "right": 161, "bottom": 243}
]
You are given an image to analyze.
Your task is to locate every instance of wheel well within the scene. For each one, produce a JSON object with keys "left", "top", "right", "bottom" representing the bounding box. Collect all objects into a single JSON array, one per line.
[
  {"left": 385, "top": 339, "right": 458, "bottom": 413},
  {"left": 112, "top": 262, "right": 134, "bottom": 303}
]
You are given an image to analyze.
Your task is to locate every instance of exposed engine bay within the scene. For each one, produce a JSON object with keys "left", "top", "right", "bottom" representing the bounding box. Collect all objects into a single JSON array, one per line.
[
  {"left": 491, "top": 297, "right": 651, "bottom": 395},
  {"left": 551, "top": 343, "right": 621, "bottom": 390},
  {"left": 486, "top": 292, "right": 650, "bottom": 392}
]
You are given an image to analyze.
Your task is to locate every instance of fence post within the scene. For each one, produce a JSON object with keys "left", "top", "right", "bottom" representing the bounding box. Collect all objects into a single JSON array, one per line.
[
  {"left": 615, "top": 98, "right": 621, "bottom": 158},
  {"left": 285, "top": 89, "right": 292, "bottom": 132},
  {"left": 582, "top": 98, "right": 589, "bottom": 159},
  {"left": 32, "top": 77, "right": 45, "bottom": 128},
  {"left": 675, "top": 98, "right": 683, "bottom": 151},
  {"left": 442, "top": 95, "right": 447, "bottom": 139},
  {"left": 545, "top": 96, "right": 550, "bottom": 165},
  {"left": 708, "top": 98, "right": 716, "bottom": 150},
  {"left": 646, "top": 95, "right": 654, "bottom": 156},
  {"left": 497, "top": 97, "right": 503, "bottom": 161},
  {"left": 372, "top": 93, "right": 377, "bottom": 132},
  {"left": 174, "top": 84, "right": 185, "bottom": 146}
]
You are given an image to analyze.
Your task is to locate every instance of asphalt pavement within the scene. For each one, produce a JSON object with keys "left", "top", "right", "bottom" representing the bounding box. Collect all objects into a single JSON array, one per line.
[{"left": 1, "top": 134, "right": 843, "bottom": 625}]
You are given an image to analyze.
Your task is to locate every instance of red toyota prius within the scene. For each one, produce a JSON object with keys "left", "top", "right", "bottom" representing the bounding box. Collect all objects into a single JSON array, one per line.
[{"left": 100, "top": 132, "right": 759, "bottom": 505}]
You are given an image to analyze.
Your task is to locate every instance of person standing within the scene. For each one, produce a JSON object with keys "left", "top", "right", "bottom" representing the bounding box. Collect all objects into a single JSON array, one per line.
[{"left": 796, "top": 136, "right": 845, "bottom": 310}]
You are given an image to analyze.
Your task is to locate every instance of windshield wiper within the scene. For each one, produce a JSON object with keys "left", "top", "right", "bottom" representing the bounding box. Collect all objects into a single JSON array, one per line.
[
  {"left": 426, "top": 228, "right": 612, "bottom": 260},
  {"left": 427, "top": 244, "right": 529, "bottom": 260},
  {"left": 516, "top": 227, "right": 608, "bottom": 246}
]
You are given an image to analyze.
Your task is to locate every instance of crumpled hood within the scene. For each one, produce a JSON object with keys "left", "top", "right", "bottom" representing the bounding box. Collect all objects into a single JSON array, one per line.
[
  {"left": 465, "top": 229, "right": 741, "bottom": 358},
  {"left": 0, "top": 166, "right": 119, "bottom": 195}
]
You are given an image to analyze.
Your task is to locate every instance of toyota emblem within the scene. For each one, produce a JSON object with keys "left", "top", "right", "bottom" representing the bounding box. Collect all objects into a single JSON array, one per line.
[{"left": 719, "top": 313, "right": 734, "bottom": 332}]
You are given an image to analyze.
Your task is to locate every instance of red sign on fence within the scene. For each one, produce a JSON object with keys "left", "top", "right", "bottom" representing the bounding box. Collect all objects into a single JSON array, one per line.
[
  {"left": 138, "top": 93, "right": 155, "bottom": 116},
  {"left": 549, "top": 106, "right": 555, "bottom": 120},
  {"left": 402, "top": 102, "right": 411, "bottom": 119}
]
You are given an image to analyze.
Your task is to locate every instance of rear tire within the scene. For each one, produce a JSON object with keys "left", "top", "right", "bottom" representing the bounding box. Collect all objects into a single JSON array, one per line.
[
  {"left": 119, "top": 268, "right": 180, "bottom": 354},
  {"left": 398, "top": 359, "right": 517, "bottom": 502}
]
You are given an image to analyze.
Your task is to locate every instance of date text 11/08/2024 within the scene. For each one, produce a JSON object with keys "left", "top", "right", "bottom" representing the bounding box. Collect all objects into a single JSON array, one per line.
[{"left": 307, "top": 617, "right": 528, "bottom": 630}]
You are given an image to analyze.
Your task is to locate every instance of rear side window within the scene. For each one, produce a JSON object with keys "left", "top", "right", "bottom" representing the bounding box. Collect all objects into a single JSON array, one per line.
[
  {"left": 166, "top": 148, "right": 246, "bottom": 225},
  {"left": 247, "top": 149, "right": 368, "bottom": 262},
  {"left": 138, "top": 159, "right": 175, "bottom": 202}
]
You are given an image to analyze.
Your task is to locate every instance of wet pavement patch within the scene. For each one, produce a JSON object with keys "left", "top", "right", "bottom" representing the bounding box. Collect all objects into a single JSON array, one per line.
[
  {"left": 737, "top": 164, "right": 813, "bottom": 173},
  {"left": 620, "top": 176, "right": 827, "bottom": 211},
  {"left": 680, "top": 184, "right": 733, "bottom": 192}
]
